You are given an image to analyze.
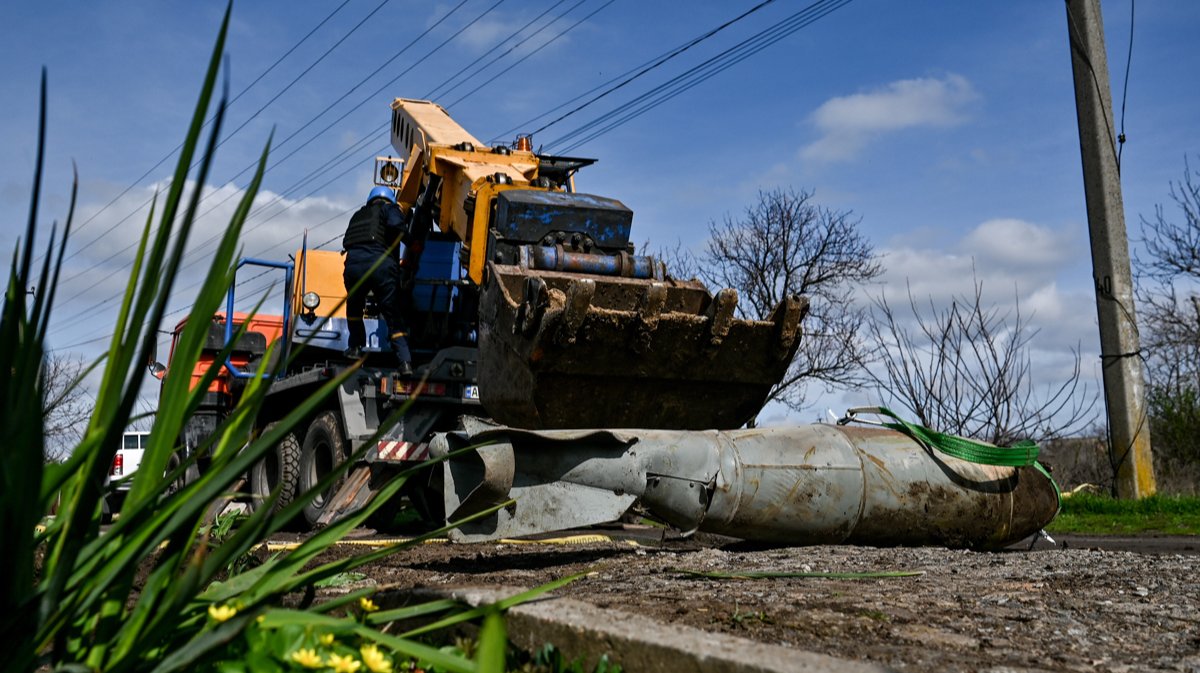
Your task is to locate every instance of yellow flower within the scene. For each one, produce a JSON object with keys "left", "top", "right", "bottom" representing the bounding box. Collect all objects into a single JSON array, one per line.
[
  {"left": 290, "top": 648, "right": 323, "bottom": 669},
  {"left": 327, "top": 652, "right": 363, "bottom": 673},
  {"left": 207, "top": 604, "right": 237, "bottom": 623},
  {"left": 319, "top": 632, "right": 336, "bottom": 647},
  {"left": 359, "top": 597, "right": 379, "bottom": 613},
  {"left": 360, "top": 644, "right": 393, "bottom": 673}
]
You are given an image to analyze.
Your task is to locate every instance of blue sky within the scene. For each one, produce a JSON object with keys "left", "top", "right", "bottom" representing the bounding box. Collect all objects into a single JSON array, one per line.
[{"left": 2, "top": 0, "right": 1198, "bottom": 426}]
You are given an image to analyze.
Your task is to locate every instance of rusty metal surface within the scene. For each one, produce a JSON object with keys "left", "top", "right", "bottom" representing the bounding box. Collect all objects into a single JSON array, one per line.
[
  {"left": 476, "top": 263, "right": 808, "bottom": 430},
  {"left": 702, "top": 424, "right": 1059, "bottom": 549}
]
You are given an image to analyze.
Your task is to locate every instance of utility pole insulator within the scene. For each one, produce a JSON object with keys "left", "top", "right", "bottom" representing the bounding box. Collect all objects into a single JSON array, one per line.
[{"left": 1065, "top": 0, "right": 1156, "bottom": 498}]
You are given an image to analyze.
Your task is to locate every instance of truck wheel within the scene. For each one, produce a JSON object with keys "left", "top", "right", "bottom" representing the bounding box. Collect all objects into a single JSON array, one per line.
[
  {"left": 298, "top": 411, "right": 348, "bottom": 527},
  {"left": 249, "top": 422, "right": 301, "bottom": 514},
  {"left": 164, "top": 451, "right": 199, "bottom": 497}
]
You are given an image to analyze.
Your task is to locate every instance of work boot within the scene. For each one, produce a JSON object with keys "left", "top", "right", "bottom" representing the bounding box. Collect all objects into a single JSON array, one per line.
[
  {"left": 344, "top": 346, "right": 363, "bottom": 359},
  {"left": 397, "top": 361, "right": 413, "bottom": 377}
]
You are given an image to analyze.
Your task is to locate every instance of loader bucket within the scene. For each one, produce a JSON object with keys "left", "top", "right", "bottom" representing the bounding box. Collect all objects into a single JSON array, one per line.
[{"left": 477, "top": 262, "right": 807, "bottom": 430}]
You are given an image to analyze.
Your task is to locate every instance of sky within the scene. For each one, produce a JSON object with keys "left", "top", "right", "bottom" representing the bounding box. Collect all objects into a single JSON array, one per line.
[{"left": 2, "top": 0, "right": 1198, "bottom": 430}]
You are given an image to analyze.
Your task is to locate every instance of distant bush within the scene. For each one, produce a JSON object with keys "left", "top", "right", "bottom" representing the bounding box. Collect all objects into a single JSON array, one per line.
[{"left": 1147, "top": 385, "right": 1200, "bottom": 495}]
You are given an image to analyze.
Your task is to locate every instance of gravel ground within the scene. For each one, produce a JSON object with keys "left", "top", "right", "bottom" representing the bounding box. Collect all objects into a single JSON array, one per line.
[{"left": 303, "top": 529, "right": 1200, "bottom": 672}]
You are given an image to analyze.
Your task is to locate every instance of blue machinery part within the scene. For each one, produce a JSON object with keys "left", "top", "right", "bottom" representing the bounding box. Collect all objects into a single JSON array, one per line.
[
  {"left": 223, "top": 257, "right": 294, "bottom": 379},
  {"left": 528, "top": 245, "right": 663, "bottom": 280}
]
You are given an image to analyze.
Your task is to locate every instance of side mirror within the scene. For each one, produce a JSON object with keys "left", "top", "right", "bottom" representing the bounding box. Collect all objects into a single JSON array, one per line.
[{"left": 145, "top": 329, "right": 167, "bottom": 380}]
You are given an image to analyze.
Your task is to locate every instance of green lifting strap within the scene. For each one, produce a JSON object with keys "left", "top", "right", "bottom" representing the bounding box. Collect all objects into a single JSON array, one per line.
[{"left": 842, "top": 406, "right": 1062, "bottom": 511}]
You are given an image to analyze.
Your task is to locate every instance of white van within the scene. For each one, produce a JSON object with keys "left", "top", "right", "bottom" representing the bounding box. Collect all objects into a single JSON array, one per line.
[{"left": 103, "top": 431, "right": 150, "bottom": 519}]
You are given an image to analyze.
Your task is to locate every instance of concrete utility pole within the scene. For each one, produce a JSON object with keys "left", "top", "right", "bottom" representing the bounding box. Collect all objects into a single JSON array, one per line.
[{"left": 1065, "top": 0, "right": 1156, "bottom": 498}]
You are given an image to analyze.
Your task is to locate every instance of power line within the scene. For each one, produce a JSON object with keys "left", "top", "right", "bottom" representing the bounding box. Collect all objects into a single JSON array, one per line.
[
  {"left": 445, "top": 0, "right": 614, "bottom": 111},
  {"left": 483, "top": 0, "right": 750, "bottom": 142},
  {"left": 528, "top": 0, "right": 778, "bottom": 138},
  {"left": 52, "top": 0, "right": 569, "bottom": 339},
  {"left": 213, "top": 0, "right": 393, "bottom": 155},
  {"left": 549, "top": 0, "right": 853, "bottom": 154},
  {"left": 54, "top": 0, "right": 359, "bottom": 260},
  {"left": 52, "top": 0, "right": 472, "bottom": 302},
  {"left": 60, "top": 0, "right": 820, "bottom": 352},
  {"left": 151, "top": 0, "right": 507, "bottom": 284},
  {"left": 422, "top": 0, "right": 571, "bottom": 100},
  {"left": 428, "top": 0, "right": 578, "bottom": 102},
  {"left": 1116, "top": 0, "right": 1135, "bottom": 170}
]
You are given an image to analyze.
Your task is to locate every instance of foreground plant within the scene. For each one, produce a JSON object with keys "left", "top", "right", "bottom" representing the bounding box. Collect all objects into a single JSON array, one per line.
[{"left": 0, "top": 7, "right": 527, "bottom": 672}]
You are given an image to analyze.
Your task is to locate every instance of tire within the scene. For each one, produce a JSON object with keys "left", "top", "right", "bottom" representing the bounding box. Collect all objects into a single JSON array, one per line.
[
  {"left": 164, "top": 451, "right": 199, "bottom": 497},
  {"left": 298, "top": 411, "right": 349, "bottom": 528},
  {"left": 249, "top": 422, "right": 301, "bottom": 514},
  {"left": 100, "top": 493, "right": 114, "bottom": 524}
]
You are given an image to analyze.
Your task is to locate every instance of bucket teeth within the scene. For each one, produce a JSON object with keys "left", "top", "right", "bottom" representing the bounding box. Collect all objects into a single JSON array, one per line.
[
  {"left": 707, "top": 288, "right": 738, "bottom": 348},
  {"left": 515, "top": 276, "right": 549, "bottom": 336},
  {"left": 771, "top": 294, "right": 808, "bottom": 357},
  {"left": 633, "top": 283, "right": 668, "bottom": 353},
  {"left": 556, "top": 278, "right": 595, "bottom": 345}
]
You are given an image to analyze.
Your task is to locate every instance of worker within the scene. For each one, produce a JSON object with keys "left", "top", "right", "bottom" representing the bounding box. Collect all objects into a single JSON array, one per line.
[{"left": 342, "top": 185, "right": 413, "bottom": 376}]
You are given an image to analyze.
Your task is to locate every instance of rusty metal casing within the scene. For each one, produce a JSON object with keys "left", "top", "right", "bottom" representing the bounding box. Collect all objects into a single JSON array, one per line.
[{"left": 431, "top": 423, "right": 1059, "bottom": 549}]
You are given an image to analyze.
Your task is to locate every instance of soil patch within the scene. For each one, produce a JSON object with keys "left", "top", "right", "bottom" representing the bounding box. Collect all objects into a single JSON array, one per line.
[{"left": 301, "top": 528, "right": 1200, "bottom": 672}]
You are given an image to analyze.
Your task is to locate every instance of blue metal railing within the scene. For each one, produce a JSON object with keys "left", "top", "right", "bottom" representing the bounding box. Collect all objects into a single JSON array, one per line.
[{"left": 223, "top": 257, "right": 294, "bottom": 379}]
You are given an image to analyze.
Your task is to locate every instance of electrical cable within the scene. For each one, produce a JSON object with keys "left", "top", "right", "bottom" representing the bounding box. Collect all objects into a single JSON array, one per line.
[
  {"left": 549, "top": 0, "right": 852, "bottom": 154},
  {"left": 527, "top": 0, "right": 778, "bottom": 139},
  {"left": 1065, "top": 0, "right": 1120, "bottom": 173},
  {"left": 150, "top": 0, "right": 507, "bottom": 284},
  {"left": 51, "top": 0, "right": 476, "bottom": 302},
  {"left": 55, "top": 0, "right": 800, "bottom": 350},
  {"left": 1116, "top": 0, "right": 1135, "bottom": 170},
  {"left": 446, "top": 0, "right": 614, "bottom": 112},
  {"left": 52, "top": 0, "right": 533, "bottom": 337},
  {"left": 53, "top": 0, "right": 362, "bottom": 260},
  {"left": 423, "top": 0, "right": 572, "bottom": 102}
]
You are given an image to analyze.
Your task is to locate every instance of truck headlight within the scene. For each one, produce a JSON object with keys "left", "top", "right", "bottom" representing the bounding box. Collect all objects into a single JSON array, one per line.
[{"left": 302, "top": 292, "right": 321, "bottom": 310}]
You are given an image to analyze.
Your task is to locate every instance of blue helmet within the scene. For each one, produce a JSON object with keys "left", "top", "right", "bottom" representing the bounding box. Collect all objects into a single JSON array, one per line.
[{"left": 367, "top": 185, "right": 396, "bottom": 204}]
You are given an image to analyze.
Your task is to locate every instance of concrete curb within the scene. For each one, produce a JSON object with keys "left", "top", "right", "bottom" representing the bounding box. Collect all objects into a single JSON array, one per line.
[{"left": 407, "top": 585, "right": 893, "bottom": 673}]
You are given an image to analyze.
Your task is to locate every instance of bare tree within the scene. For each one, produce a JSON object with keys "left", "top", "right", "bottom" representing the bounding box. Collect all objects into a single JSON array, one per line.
[
  {"left": 1135, "top": 157, "right": 1200, "bottom": 486},
  {"left": 688, "top": 188, "right": 882, "bottom": 415},
  {"left": 42, "top": 354, "right": 92, "bottom": 461},
  {"left": 1136, "top": 156, "right": 1200, "bottom": 391},
  {"left": 865, "top": 277, "right": 1095, "bottom": 446}
]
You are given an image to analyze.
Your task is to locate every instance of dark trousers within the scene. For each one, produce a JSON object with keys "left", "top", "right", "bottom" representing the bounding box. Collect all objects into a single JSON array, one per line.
[{"left": 343, "top": 248, "right": 411, "bottom": 363}]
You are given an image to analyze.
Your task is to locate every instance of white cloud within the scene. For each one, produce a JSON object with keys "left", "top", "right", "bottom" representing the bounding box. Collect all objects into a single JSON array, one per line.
[
  {"left": 960, "top": 218, "right": 1079, "bottom": 270},
  {"left": 453, "top": 9, "right": 572, "bottom": 56},
  {"left": 46, "top": 181, "right": 354, "bottom": 359},
  {"left": 801, "top": 74, "right": 978, "bottom": 162},
  {"left": 877, "top": 219, "right": 1085, "bottom": 309}
]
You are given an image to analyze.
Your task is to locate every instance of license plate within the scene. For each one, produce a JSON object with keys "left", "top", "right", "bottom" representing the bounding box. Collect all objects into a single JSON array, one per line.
[{"left": 463, "top": 385, "right": 480, "bottom": 400}]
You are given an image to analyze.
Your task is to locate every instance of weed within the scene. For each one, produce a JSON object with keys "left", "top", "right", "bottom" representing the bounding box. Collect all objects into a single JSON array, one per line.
[
  {"left": 729, "top": 602, "right": 774, "bottom": 627},
  {"left": 859, "top": 609, "right": 890, "bottom": 622}
]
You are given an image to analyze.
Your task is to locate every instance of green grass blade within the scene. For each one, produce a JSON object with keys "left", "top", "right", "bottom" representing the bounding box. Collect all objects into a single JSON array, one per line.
[
  {"left": 0, "top": 67, "right": 51, "bottom": 673},
  {"left": 401, "top": 572, "right": 588, "bottom": 638},
  {"left": 364, "top": 599, "right": 461, "bottom": 625},
  {"left": 475, "top": 610, "right": 507, "bottom": 673}
]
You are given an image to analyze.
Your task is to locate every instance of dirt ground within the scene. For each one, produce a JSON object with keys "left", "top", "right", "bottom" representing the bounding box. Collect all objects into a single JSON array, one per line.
[{"left": 301, "top": 527, "right": 1200, "bottom": 673}]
